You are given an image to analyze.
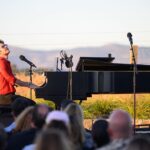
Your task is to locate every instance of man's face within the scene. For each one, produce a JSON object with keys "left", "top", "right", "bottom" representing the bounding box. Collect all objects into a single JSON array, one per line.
[{"left": 0, "top": 43, "right": 10, "bottom": 56}]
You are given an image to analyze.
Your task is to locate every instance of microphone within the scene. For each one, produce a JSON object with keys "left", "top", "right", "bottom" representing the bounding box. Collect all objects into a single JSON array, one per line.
[
  {"left": 127, "top": 32, "right": 133, "bottom": 45},
  {"left": 60, "top": 50, "right": 73, "bottom": 68},
  {"left": 19, "top": 55, "right": 36, "bottom": 68},
  {"left": 60, "top": 50, "right": 67, "bottom": 59}
]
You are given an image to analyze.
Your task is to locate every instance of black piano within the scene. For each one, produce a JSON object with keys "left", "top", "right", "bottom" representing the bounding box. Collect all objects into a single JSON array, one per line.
[{"left": 35, "top": 56, "right": 150, "bottom": 106}]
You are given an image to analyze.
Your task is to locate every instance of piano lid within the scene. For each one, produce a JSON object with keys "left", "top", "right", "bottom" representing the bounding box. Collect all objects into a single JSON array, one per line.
[
  {"left": 76, "top": 57, "right": 150, "bottom": 71},
  {"left": 76, "top": 55, "right": 115, "bottom": 71}
]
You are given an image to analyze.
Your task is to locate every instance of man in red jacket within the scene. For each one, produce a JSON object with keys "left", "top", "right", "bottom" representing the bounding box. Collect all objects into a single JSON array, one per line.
[{"left": 0, "top": 40, "right": 38, "bottom": 104}]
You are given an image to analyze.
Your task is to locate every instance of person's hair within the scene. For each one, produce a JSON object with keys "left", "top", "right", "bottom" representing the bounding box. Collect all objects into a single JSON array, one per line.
[
  {"left": 0, "top": 40, "right": 4, "bottom": 44},
  {"left": 32, "top": 104, "right": 52, "bottom": 129},
  {"left": 11, "top": 96, "right": 35, "bottom": 117},
  {"left": 65, "top": 103, "right": 85, "bottom": 149},
  {"left": 35, "top": 129, "right": 73, "bottom": 150},
  {"left": 12, "top": 95, "right": 36, "bottom": 105},
  {"left": 92, "top": 119, "right": 110, "bottom": 148},
  {"left": 0, "top": 40, "right": 5, "bottom": 54},
  {"left": 126, "top": 135, "right": 150, "bottom": 150},
  {"left": 14, "top": 106, "right": 34, "bottom": 133},
  {"left": 44, "top": 120, "right": 70, "bottom": 137},
  {"left": 60, "top": 99, "right": 75, "bottom": 110}
]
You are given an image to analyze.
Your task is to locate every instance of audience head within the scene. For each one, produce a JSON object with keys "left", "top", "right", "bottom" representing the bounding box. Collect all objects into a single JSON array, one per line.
[
  {"left": 126, "top": 135, "right": 150, "bottom": 150},
  {"left": 108, "top": 109, "right": 133, "bottom": 139},
  {"left": 65, "top": 103, "right": 85, "bottom": 147},
  {"left": 92, "top": 119, "right": 110, "bottom": 148},
  {"left": 31, "top": 104, "right": 52, "bottom": 129},
  {"left": 11, "top": 96, "right": 35, "bottom": 119},
  {"left": 14, "top": 106, "right": 34, "bottom": 133},
  {"left": 65, "top": 103, "right": 84, "bottom": 126},
  {"left": 12, "top": 95, "right": 36, "bottom": 105},
  {"left": 46, "top": 110, "right": 69, "bottom": 126},
  {"left": 35, "top": 129, "right": 73, "bottom": 150},
  {"left": 45, "top": 111, "right": 70, "bottom": 137},
  {"left": 60, "top": 99, "right": 74, "bottom": 111}
]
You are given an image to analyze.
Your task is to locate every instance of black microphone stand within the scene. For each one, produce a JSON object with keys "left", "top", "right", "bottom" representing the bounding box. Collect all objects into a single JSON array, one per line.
[
  {"left": 56, "top": 57, "right": 61, "bottom": 72},
  {"left": 60, "top": 50, "right": 73, "bottom": 100},
  {"left": 66, "top": 56, "right": 73, "bottom": 100},
  {"left": 129, "top": 40, "right": 138, "bottom": 134}
]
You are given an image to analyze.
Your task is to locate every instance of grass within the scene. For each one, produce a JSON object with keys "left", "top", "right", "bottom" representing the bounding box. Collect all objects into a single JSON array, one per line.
[{"left": 81, "top": 94, "right": 150, "bottom": 120}]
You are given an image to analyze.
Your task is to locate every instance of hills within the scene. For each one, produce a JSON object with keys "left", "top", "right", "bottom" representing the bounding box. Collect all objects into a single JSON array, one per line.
[{"left": 8, "top": 44, "right": 150, "bottom": 71}]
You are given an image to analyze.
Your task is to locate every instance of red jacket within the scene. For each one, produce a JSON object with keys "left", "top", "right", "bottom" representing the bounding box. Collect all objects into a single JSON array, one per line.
[{"left": 0, "top": 57, "right": 16, "bottom": 95}]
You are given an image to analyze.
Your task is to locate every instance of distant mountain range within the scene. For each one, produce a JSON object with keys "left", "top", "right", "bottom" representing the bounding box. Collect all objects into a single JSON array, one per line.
[{"left": 8, "top": 43, "right": 150, "bottom": 71}]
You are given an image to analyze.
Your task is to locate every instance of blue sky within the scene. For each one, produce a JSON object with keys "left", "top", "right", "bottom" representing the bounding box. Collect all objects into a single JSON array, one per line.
[{"left": 0, "top": 0, "right": 150, "bottom": 50}]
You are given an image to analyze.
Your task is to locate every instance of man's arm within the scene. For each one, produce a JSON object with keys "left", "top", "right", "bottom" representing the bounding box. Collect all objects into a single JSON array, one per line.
[{"left": 15, "top": 79, "right": 39, "bottom": 89}]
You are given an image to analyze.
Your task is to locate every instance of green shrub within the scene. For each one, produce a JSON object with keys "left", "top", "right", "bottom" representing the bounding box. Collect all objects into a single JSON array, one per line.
[
  {"left": 82, "top": 99, "right": 119, "bottom": 119},
  {"left": 81, "top": 95, "right": 150, "bottom": 120}
]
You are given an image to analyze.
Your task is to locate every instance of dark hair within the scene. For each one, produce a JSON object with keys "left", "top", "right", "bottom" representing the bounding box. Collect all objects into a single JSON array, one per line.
[
  {"left": 92, "top": 119, "right": 110, "bottom": 148},
  {"left": 32, "top": 104, "right": 52, "bottom": 129},
  {"left": 60, "top": 99, "right": 74, "bottom": 110},
  {"left": 0, "top": 40, "right": 4, "bottom": 44},
  {"left": 11, "top": 96, "right": 35, "bottom": 117},
  {"left": 35, "top": 129, "right": 73, "bottom": 150},
  {"left": 45, "top": 120, "right": 70, "bottom": 137}
]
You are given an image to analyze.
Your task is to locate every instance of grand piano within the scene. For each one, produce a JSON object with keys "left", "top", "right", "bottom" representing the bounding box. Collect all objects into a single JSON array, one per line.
[{"left": 35, "top": 55, "right": 150, "bottom": 106}]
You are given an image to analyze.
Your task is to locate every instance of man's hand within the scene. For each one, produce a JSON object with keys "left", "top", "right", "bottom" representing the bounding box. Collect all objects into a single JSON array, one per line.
[{"left": 28, "top": 83, "right": 39, "bottom": 89}]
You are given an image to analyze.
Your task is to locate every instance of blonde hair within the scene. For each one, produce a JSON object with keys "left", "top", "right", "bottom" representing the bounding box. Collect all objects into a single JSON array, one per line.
[
  {"left": 35, "top": 129, "right": 73, "bottom": 150},
  {"left": 65, "top": 103, "right": 85, "bottom": 149},
  {"left": 14, "top": 106, "right": 34, "bottom": 133}
]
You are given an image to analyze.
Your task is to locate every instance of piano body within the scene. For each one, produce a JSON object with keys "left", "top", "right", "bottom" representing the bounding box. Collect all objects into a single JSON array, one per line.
[{"left": 35, "top": 56, "right": 150, "bottom": 106}]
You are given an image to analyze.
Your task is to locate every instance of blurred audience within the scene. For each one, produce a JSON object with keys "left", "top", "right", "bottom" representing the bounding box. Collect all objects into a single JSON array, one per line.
[
  {"left": 23, "top": 110, "right": 70, "bottom": 150},
  {"left": 60, "top": 99, "right": 75, "bottom": 111},
  {"left": 13, "top": 106, "right": 34, "bottom": 133},
  {"left": 97, "top": 109, "right": 133, "bottom": 150},
  {"left": 91, "top": 119, "right": 110, "bottom": 148},
  {"left": 45, "top": 110, "right": 70, "bottom": 137},
  {"left": 5, "top": 104, "right": 51, "bottom": 150},
  {"left": 126, "top": 135, "right": 150, "bottom": 150},
  {"left": 35, "top": 129, "right": 73, "bottom": 150},
  {"left": 2, "top": 98, "right": 149, "bottom": 150},
  {"left": 5, "top": 96, "right": 35, "bottom": 134},
  {"left": 65, "top": 103, "right": 95, "bottom": 150}
]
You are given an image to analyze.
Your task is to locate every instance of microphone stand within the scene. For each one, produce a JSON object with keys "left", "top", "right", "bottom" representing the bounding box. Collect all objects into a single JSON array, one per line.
[
  {"left": 68, "top": 63, "right": 73, "bottom": 100},
  {"left": 29, "top": 65, "right": 33, "bottom": 100},
  {"left": 130, "top": 43, "right": 138, "bottom": 134},
  {"left": 66, "top": 56, "right": 73, "bottom": 100},
  {"left": 56, "top": 57, "right": 61, "bottom": 72},
  {"left": 60, "top": 50, "right": 73, "bottom": 100}
]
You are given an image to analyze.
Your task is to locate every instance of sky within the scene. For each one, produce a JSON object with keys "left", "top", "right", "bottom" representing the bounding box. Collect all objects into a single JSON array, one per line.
[{"left": 0, "top": 0, "right": 150, "bottom": 50}]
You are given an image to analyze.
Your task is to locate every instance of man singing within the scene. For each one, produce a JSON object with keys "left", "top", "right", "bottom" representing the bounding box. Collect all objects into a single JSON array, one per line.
[{"left": 0, "top": 39, "right": 38, "bottom": 104}]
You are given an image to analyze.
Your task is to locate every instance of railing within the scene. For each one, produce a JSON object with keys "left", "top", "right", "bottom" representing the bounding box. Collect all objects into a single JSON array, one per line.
[{"left": 136, "top": 124, "right": 150, "bottom": 128}]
